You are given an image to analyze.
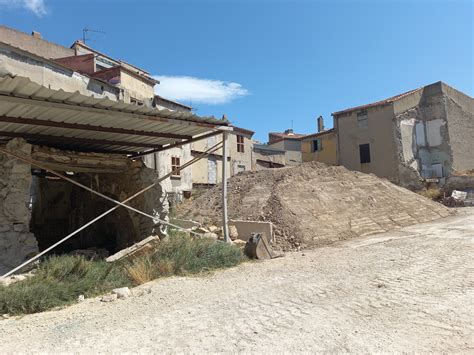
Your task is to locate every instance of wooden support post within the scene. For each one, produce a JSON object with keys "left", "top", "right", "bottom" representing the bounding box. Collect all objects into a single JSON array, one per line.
[{"left": 221, "top": 131, "right": 230, "bottom": 243}]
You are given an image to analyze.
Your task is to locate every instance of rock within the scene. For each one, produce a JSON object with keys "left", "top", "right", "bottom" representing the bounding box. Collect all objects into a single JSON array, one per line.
[
  {"left": 232, "top": 239, "right": 247, "bottom": 248},
  {"left": 208, "top": 225, "right": 219, "bottom": 233},
  {"left": 100, "top": 294, "right": 118, "bottom": 303},
  {"left": 77, "top": 295, "right": 85, "bottom": 302},
  {"left": 229, "top": 225, "right": 239, "bottom": 240},
  {"left": 1, "top": 314, "right": 11, "bottom": 320},
  {"left": 203, "top": 232, "right": 218, "bottom": 240},
  {"left": 112, "top": 287, "right": 131, "bottom": 299}
]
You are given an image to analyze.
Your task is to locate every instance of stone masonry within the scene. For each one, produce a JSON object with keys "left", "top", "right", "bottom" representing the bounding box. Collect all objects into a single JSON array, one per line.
[{"left": 0, "top": 139, "right": 38, "bottom": 274}]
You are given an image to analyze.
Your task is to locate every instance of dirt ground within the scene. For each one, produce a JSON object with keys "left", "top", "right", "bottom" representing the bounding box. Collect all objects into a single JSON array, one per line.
[
  {"left": 178, "top": 162, "right": 451, "bottom": 250},
  {"left": 0, "top": 208, "right": 473, "bottom": 353}
]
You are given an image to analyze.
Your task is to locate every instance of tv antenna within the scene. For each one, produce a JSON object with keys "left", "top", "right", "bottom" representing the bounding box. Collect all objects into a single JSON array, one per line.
[{"left": 82, "top": 27, "right": 105, "bottom": 45}]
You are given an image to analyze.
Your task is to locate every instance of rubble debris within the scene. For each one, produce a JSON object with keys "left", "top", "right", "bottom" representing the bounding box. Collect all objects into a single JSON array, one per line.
[
  {"left": 451, "top": 190, "right": 468, "bottom": 201},
  {"left": 177, "top": 162, "right": 452, "bottom": 251},
  {"left": 77, "top": 295, "right": 85, "bottom": 302},
  {"left": 100, "top": 294, "right": 118, "bottom": 303}
]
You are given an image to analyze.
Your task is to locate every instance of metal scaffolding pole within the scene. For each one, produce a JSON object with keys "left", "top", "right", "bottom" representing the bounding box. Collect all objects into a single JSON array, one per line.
[
  {"left": 221, "top": 131, "right": 230, "bottom": 243},
  {"left": 0, "top": 142, "right": 223, "bottom": 278}
]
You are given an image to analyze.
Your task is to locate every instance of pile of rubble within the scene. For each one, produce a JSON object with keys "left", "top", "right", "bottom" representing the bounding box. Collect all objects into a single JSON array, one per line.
[{"left": 177, "top": 162, "right": 452, "bottom": 251}]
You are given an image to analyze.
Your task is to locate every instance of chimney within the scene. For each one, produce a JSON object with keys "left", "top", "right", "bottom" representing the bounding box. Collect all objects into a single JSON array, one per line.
[
  {"left": 284, "top": 128, "right": 294, "bottom": 135},
  {"left": 317, "top": 115, "right": 324, "bottom": 132},
  {"left": 31, "top": 31, "right": 42, "bottom": 39}
]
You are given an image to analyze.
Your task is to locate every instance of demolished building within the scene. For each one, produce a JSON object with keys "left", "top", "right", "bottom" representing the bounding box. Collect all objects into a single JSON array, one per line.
[
  {"left": 333, "top": 81, "right": 474, "bottom": 189},
  {"left": 0, "top": 40, "right": 230, "bottom": 274}
]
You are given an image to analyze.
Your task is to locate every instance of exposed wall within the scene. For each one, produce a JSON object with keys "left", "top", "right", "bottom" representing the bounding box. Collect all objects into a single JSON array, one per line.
[
  {"left": 0, "top": 139, "right": 38, "bottom": 274},
  {"left": 0, "top": 140, "right": 169, "bottom": 273},
  {"left": 301, "top": 131, "right": 337, "bottom": 165},
  {"left": 395, "top": 82, "right": 452, "bottom": 188},
  {"left": 252, "top": 147, "right": 286, "bottom": 170},
  {"left": 335, "top": 104, "right": 398, "bottom": 180},
  {"left": 0, "top": 26, "right": 74, "bottom": 59}
]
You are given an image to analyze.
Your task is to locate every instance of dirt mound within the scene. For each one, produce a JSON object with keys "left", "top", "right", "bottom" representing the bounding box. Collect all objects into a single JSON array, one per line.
[{"left": 177, "top": 162, "right": 452, "bottom": 251}]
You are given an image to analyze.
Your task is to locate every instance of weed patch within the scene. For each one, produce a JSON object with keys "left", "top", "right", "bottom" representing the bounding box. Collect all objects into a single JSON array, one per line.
[{"left": 0, "top": 234, "right": 243, "bottom": 315}]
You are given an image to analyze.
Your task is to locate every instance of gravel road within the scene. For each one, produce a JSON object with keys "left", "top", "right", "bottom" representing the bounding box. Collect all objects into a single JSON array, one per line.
[{"left": 1, "top": 208, "right": 473, "bottom": 353}]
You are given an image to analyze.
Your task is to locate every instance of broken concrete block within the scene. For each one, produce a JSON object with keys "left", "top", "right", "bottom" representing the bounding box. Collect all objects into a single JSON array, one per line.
[
  {"left": 100, "top": 294, "right": 118, "bottom": 302},
  {"left": 232, "top": 239, "right": 247, "bottom": 249},
  {"left": 106, "top": 235, "right": 160, "bottom": 263},
  {"left": 112, "top": 287, "right": 131, "bottom": 299}
]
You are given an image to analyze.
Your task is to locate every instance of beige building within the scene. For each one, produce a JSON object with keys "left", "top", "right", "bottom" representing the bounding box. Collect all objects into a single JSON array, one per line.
[
  {"left": 191, "top": 125, "right": 254, "bottom": 187},
  {"left": 267, "top": 129, "right": 305, "bottom": 166},
  {"left": 301, "top": 129, "right": 337, "bottom": 165},
  {"left": 333, "top": 81, "right": 474, "bottom": 189},
  {"left": 252, "top": 144, "right": 286, "bottom": 169}
]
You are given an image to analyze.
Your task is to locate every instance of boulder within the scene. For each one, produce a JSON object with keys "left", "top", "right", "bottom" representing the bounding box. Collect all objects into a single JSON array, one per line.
[{"left": 112, "top": 287, "right": 131, "bottom": 299}]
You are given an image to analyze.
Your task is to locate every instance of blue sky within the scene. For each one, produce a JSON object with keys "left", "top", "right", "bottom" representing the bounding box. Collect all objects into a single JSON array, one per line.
[{"left": 1, "top": 0, "right": 472, "bottom": 142}]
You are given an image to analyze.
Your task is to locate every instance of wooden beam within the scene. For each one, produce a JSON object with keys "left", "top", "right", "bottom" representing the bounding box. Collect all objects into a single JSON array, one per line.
[
  {"left": 0, "top": 131, "right": 162, "bottom": 150},
  {"left": 131, "top": 130, "right": 222, "bottom": 158},
  {"left": 0, "top": 115, "right": 192, "bottom": 140}
]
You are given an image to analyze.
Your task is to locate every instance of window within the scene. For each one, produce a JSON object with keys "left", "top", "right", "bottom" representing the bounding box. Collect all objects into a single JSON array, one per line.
[
  {"left": 130, "top": 97, "right": 144, "bottom": 106},
  {"left": 171, "top": 157, "right": 181, "bottom": 176},
  {"left": 95, "top": 64, "right": 107, "bottom": 72},
  {"left": 312, "top": 139, "right": 322, "bottom": 152},
  {"left": 359, "top": 143, "right": 371, "bottom": 164},
  {"left": 237, "top": 135, "right": 245, "bottom": 153},
  {"left": 357, "top": 111, "right": 368, "bottom": 129}
]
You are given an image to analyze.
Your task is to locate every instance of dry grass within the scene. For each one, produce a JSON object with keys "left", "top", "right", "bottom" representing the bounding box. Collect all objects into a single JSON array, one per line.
[
  {"left": 124, "top": 256, "right": 155, "bottom": 285},
  {"left": 418, "top": 187, "right": 443, "bottom": 200}
]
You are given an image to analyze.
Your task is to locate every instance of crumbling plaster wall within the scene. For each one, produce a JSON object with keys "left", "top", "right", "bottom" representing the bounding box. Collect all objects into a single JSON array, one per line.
[
  {"left": 394, "top": 82, "right": 456, "bottom": 188},
  {"left": 0, "top": 139, "right": 38, "bottom": 275}
]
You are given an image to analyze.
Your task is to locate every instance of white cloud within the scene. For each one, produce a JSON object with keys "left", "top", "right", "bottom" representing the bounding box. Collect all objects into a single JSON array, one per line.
[
  {"left": 154, "top": 75, "right": 248, "bottom": 105},
  {"left": 0, "top": 0, "right": 47, "bottom": 16}
]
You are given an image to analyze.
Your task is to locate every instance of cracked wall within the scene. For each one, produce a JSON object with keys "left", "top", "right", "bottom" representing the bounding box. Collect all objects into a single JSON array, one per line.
[{"left": 394, "top": 82, "right": 472, "bottom": 189}]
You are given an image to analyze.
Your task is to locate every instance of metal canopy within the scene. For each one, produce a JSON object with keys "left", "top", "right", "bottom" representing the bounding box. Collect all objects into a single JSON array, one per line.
[{"left": 0, "top": 73, "right": 229, "bottom": 154}]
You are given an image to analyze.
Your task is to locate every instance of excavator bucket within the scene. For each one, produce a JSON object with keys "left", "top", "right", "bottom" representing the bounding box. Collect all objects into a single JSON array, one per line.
[{"left": 244, "top": 233, "right": 277, "bottom": 260}]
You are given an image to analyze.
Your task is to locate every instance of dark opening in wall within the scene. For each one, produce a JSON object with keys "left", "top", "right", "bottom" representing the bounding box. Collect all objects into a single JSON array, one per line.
[
  {"left": 359, "top": 143, "right": 371, "bottom": 164},
  {"left": 29, "top": 172, "right": 138, "bottom": 257}
]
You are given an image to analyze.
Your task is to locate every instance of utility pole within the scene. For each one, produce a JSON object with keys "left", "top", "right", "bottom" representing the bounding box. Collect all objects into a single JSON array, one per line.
[{"left": 221, "top": 131, "right": 230, "bottom": 243}]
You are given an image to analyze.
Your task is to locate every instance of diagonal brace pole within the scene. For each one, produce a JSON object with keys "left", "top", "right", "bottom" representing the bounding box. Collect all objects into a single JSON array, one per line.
[{"left": 0, "top": 142, "right": 223, "bottom": 278}]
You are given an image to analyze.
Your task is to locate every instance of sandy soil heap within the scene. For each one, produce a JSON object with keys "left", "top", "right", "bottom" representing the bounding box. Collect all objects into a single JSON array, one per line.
[{"left": 177, "top": 162, "right": 452, "bottom": 250}]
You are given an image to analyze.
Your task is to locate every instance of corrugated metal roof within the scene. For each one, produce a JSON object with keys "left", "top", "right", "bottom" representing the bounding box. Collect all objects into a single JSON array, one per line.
[{"left": 0, "top": 73, "right": 228, "bottom": 154}]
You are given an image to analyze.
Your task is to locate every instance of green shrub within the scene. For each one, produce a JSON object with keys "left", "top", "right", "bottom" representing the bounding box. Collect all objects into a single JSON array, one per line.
[{"left": 0, "top": 234, "right": 243, "bottom": 315}]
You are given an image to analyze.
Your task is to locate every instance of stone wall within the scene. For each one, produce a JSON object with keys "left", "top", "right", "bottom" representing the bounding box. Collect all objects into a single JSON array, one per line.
[
  {"left": 0, "top": 139, "right": 169, "bottom": 274},
  {"left": 0, "top": 139, "right": 38, "bottom": 275}
]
